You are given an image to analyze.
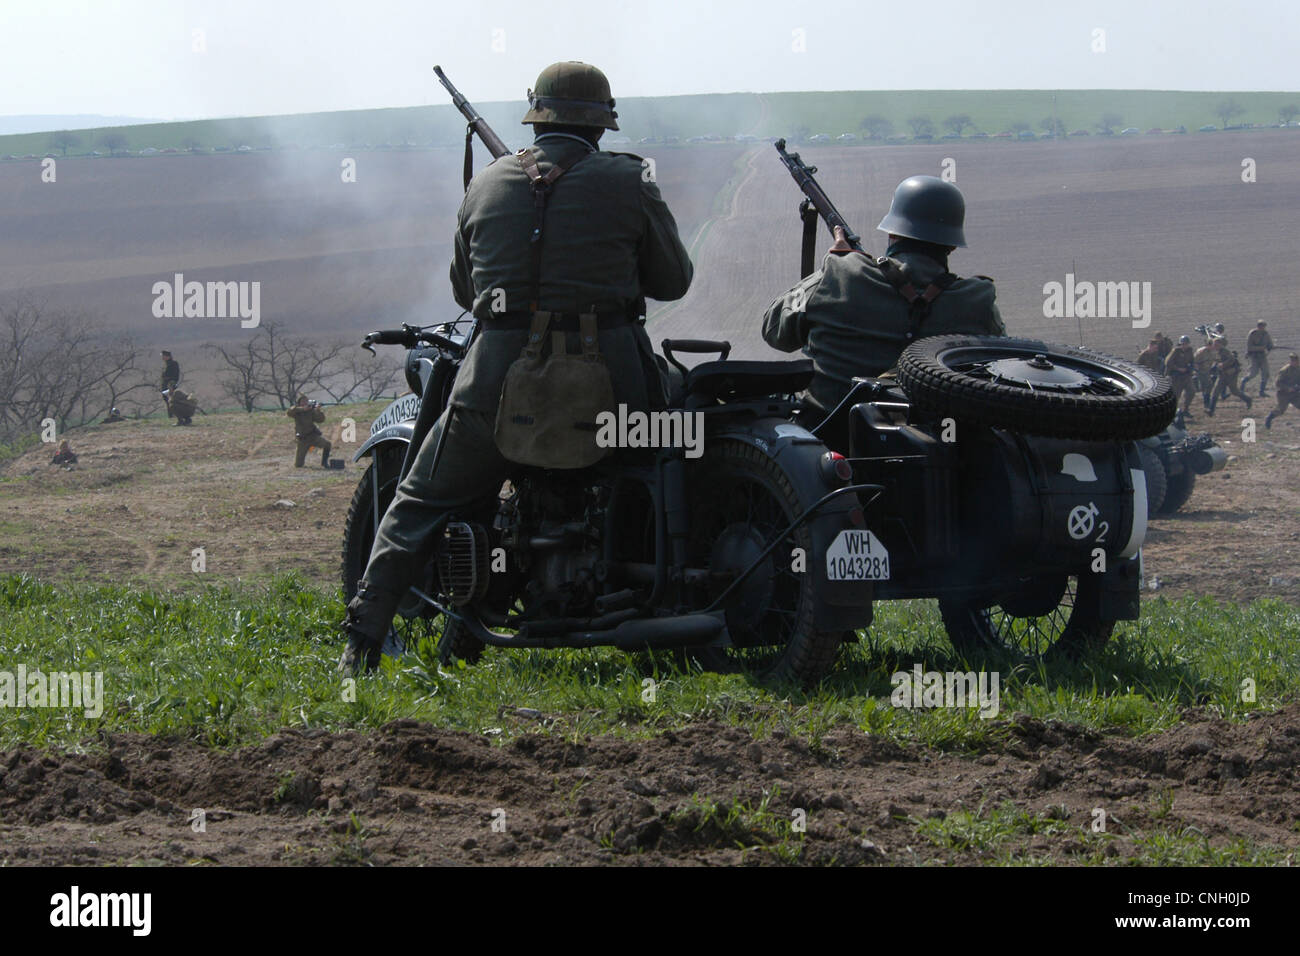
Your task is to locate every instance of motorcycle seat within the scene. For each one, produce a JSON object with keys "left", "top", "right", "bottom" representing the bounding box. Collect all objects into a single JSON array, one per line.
[{"left": 682, "top": 359, "right": 814, "bottom": 404}]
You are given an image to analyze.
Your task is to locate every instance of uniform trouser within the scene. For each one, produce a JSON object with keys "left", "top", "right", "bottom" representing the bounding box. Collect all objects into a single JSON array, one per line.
[
  {"left": 295, "top": 433, "right": 331, "bottom": 466},
  {"left": 1196, "top": 370, "right": 1215, "bottom": 406},
  {"left": 358, "top": 405, "right": 511, "bottom": 615},
  {"left": 1270, "top": 392, "right": 1299, "bottom": 420},
  {"left": 1170, "top": 372, "right": 1196, "bottom": 413},
  {"left": 1242, "top": 353, "right": 1269, "bottom": 392},
  {"left": 1211, "top": 372, "right": 1249, "bottom": 410}
]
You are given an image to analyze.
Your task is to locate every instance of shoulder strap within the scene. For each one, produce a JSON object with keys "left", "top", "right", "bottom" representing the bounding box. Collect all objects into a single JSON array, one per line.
[
  {"left": 516, "top": 146, "right": 591, "bottom": 312},
  {"left": 877, "top": 257, "right": 958, "bottom": 341}
]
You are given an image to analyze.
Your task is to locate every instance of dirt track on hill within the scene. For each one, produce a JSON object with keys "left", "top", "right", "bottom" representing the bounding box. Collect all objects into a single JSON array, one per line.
[{"left": 3, "top": 704, "right": 1298, "bottom": 865}]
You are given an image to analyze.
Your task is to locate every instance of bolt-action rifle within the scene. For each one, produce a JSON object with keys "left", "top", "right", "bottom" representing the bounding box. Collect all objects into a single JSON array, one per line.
[
  {"left": 434, "top": 65, "right": 511, "bottom": 188},
  {"left": 774, "top": 138, "right": 864, "bottom": 278}
]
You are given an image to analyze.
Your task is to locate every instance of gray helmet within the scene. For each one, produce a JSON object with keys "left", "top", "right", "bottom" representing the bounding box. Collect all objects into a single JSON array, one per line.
[
  {"left": 877, "top": 175, "right": 967, "bottom": 247},
  {"left": 521, "top": 61, "right": 619, "bottom": 130},
  {"left": 1178, "top": 335, "right": 1190, "bottom": 345}
]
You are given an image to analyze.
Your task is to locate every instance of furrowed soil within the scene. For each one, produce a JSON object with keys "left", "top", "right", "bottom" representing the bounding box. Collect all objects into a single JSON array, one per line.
[{"left": 3, "top": 705, "right": 1298, "bottom": 865}]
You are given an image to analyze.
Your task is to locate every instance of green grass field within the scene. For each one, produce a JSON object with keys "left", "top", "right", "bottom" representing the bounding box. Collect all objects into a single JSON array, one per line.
[
  {"left": 4, "top": 89, "right": 1297, "bottom": 157},
  {"left": 2, "top": 572, "right": 1295, "bottom": 752}
]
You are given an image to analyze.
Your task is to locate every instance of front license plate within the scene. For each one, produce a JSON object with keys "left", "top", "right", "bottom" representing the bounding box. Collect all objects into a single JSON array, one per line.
[{"left": 825, "top": 529, "right": 890, "bottom": 581}]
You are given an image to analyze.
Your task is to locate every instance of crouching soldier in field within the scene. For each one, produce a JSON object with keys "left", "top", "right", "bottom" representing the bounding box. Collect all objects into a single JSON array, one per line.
[
  {"left": 164, "top": 387, "right": 197, "bottom": 425},
  {"left": 289, "top": 394, "right": 331, "bottom": 468},
  {"left": 762, "top": 175, "right": 1004, "bottom": 450},
  {"left": 1165, "top": 335, "right": 1197, "bottom": 418},
  {"left": 1209, "top": 339, "right": 1252, "bottom": 414},
  {"left": 1265, "top": 353, "right": 1300, "bottom": 429}
]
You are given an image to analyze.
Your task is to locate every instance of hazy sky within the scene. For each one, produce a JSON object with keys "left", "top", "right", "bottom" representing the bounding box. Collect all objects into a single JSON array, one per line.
[{"left": 2, "top": 0, "right": 1297, "bottom": 119}]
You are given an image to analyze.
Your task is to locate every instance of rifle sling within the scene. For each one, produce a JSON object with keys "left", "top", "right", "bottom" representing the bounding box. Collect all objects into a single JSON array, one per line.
[{"left": 799, "top": 200, "right": 819, "bottom": 279}]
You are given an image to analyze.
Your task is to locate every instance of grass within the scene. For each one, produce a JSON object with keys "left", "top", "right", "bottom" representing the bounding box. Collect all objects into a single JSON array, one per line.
[{"left": 0, "top": 573, "right": 1296, "bottom": 752}]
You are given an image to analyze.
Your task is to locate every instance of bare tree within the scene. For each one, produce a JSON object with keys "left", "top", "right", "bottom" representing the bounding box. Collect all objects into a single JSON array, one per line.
[
  {"left": 206, "top": 321, "right": 356, "bottom": 411},
  {"left": 859, "top": 115, "right": 893, "bottom": 140},
  {"left": 49, "top": 132, "right": 82, "bottom": 156},
  {"left": 98, "top": 132, "right": 130, "bottom": 156},
  {"left": 943, "top": 114, "right": 972, "bottom": 135},
  {"left": 1097, "top": 113, "right": 1123, "bottom": 134},
  {"left": 907, "top": 116, "right": 935, "bottom": 138},
  {"left": 318, "top": 350, "right": 404, "bottom": 404},
  {"left": 1215, "top": 98, "right": 1246, "bottom": 129}
]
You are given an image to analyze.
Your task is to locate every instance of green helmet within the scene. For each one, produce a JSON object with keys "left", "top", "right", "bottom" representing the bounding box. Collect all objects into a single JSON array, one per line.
[
  {"left": 876, "top": 175, "right": 967, "bottom": 248},
  {"left": 521, "top": 61, "right": 619, "bottom": 130}
]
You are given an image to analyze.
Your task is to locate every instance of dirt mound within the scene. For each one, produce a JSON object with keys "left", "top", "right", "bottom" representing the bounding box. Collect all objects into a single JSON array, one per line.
[{"left": 3, "top": 705, "right": 1298, "bottom": 865}]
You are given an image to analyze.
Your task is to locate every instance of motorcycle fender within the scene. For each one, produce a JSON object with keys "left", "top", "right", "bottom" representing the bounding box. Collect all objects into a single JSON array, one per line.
[
  {"left": 353, "top": 423, "right": 413, "bottom": 462},
  {"left": 715, "top": 420, "right": 874, "bottom": 630}
]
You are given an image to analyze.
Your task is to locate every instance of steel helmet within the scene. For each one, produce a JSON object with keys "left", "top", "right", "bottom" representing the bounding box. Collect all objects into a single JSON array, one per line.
[
  {"left": 521, "top": 61, "right": 619, "bottom": 130},
  {"left": 1178, "top": 335, "right": 1190, "bottom": 345},
  {"left": 876, "top": 175, "right": 967, "bottom": 247}
]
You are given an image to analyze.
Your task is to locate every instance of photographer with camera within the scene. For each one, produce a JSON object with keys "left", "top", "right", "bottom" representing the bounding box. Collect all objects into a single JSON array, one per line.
[{"left": 289, "top": 394, "right": 331, "bottom": 468}]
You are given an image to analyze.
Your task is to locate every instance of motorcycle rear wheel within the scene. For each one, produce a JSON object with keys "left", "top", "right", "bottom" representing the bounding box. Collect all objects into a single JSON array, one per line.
[{"left": 682, "top": 439, "right": 841, "bottom": 685}]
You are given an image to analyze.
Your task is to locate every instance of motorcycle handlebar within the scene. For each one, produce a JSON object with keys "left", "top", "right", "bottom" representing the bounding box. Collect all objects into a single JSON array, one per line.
[{"left": 361, "top": 324, "right": 465, "bottom": 355}]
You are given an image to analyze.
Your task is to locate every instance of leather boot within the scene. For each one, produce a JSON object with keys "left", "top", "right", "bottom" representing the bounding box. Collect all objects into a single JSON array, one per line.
[{"left": 339, "top": 581, "right": 401, "bottom": 674}]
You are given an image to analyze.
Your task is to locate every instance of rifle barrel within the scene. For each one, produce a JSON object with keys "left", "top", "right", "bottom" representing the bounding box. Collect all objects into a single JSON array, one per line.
[{"left": 434, "top": 65, "right": 510, "bottom": 159}]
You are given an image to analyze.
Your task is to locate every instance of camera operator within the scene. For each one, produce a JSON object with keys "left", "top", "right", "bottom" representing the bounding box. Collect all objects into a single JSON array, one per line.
[{"left": 289, "top": 394, "right": 332, "bottom": 468}]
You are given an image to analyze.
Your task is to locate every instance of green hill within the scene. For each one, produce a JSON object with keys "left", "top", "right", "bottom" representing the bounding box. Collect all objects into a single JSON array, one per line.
[{"left": 3, "top": 90, "right": 1298, "bottom": 157}]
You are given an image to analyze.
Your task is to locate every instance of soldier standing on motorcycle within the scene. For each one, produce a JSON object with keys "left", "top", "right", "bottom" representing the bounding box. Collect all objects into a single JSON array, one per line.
[
  {"left": 339, "top": 61, "right": 694, "bottom": 673},
  {"left": 760, "top": 176, "right": 1005, "bottom": 450}
]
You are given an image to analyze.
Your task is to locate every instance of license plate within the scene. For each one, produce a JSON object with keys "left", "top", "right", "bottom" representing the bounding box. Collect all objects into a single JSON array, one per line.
[
  {"left": 370, "top": 393, "right": 421, "bottom": 435},
  {"left": 825, "top": 529, "right": 890, "bottom": 581}
]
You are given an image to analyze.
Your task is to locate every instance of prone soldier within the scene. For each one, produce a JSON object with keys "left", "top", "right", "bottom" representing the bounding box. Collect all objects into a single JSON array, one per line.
[
  {"left": 289, "top": 394, "right": 332, "bottom": 468},
  {"left": 1265, "top": 353, "right": 1300, "bottom": 429}
]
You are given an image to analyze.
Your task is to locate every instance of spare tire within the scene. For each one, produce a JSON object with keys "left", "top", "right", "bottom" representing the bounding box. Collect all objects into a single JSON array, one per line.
[{"left": 897, "top": 336, "right": 1176, "bottom": 441}]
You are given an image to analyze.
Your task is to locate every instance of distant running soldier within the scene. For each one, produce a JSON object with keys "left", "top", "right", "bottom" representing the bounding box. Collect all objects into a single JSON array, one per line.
[
  {"left": 762, "top": 175, "right": 1004, "bottom": 448},
  {"left": 1136, "top": 337, "right": 1165, "bottom": 374},
  {"left": 1265, "top": 353, "right": 1300, "bottom": 429},
  {"left": 289, "top": 394, "right": 332, "bottom": 468},
  {"left": 1165, "top": 334, "right": 1197, "bottom": 416},
  {"left": 1194, "top": 338, "right": 1219, "bottom": 409},
  {"left": 1241, "top": 320, "right": 1275, "bottom": 397},
  {"left": 1209, "top": 339, "right": 1252, "bottom": 414}
]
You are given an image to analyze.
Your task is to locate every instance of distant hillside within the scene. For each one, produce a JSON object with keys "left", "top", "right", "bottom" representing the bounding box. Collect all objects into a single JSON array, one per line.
[{"left": 2, "top": 90, "right": 1297, "bottom": 157}]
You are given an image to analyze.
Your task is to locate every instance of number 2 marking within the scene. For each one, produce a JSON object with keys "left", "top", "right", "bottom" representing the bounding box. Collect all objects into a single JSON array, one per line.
[{"left": 1095, "top": 520, "right": 1109, "bottom": 544}]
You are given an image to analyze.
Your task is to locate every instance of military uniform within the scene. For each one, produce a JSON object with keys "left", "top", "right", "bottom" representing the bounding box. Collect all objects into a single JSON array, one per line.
[
  {"left": 1136, "top": 344, "right": 1164, "bottom": 375},
  {"left": 1210, "top": 347, "right": 1252, "bottom": 412},
  {"left": 167, "top": 388, "right": 197, "bottom": 425},
  {"left": 1242, "top": 325, "right": 1274, "bottom": 396},
  {"left": 1265, "top": 360, "right": 1300, "bottom": 428},
  {"left": 348, "top": 131, "right": 692, "bottom": 661},
  {"left": 763, "top": 242, "right": 1004, "bottom": 446},
  {"left": 159, "top": 356, "right": 180, "bottom": 417},
  {"left": 1193, "top": 344, "right": 1218, "bottom": 408},
  {"left": 289, "top": 403, "right": 331, "bottom": 467},
  {"left": 1164, "top": 343, "right": 1197, "bottom": 414}
]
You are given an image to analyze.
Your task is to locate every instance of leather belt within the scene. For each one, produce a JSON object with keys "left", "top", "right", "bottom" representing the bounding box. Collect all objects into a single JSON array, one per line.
[{"left": 483, "top": 309, "right": 643, "bottom": 332}]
